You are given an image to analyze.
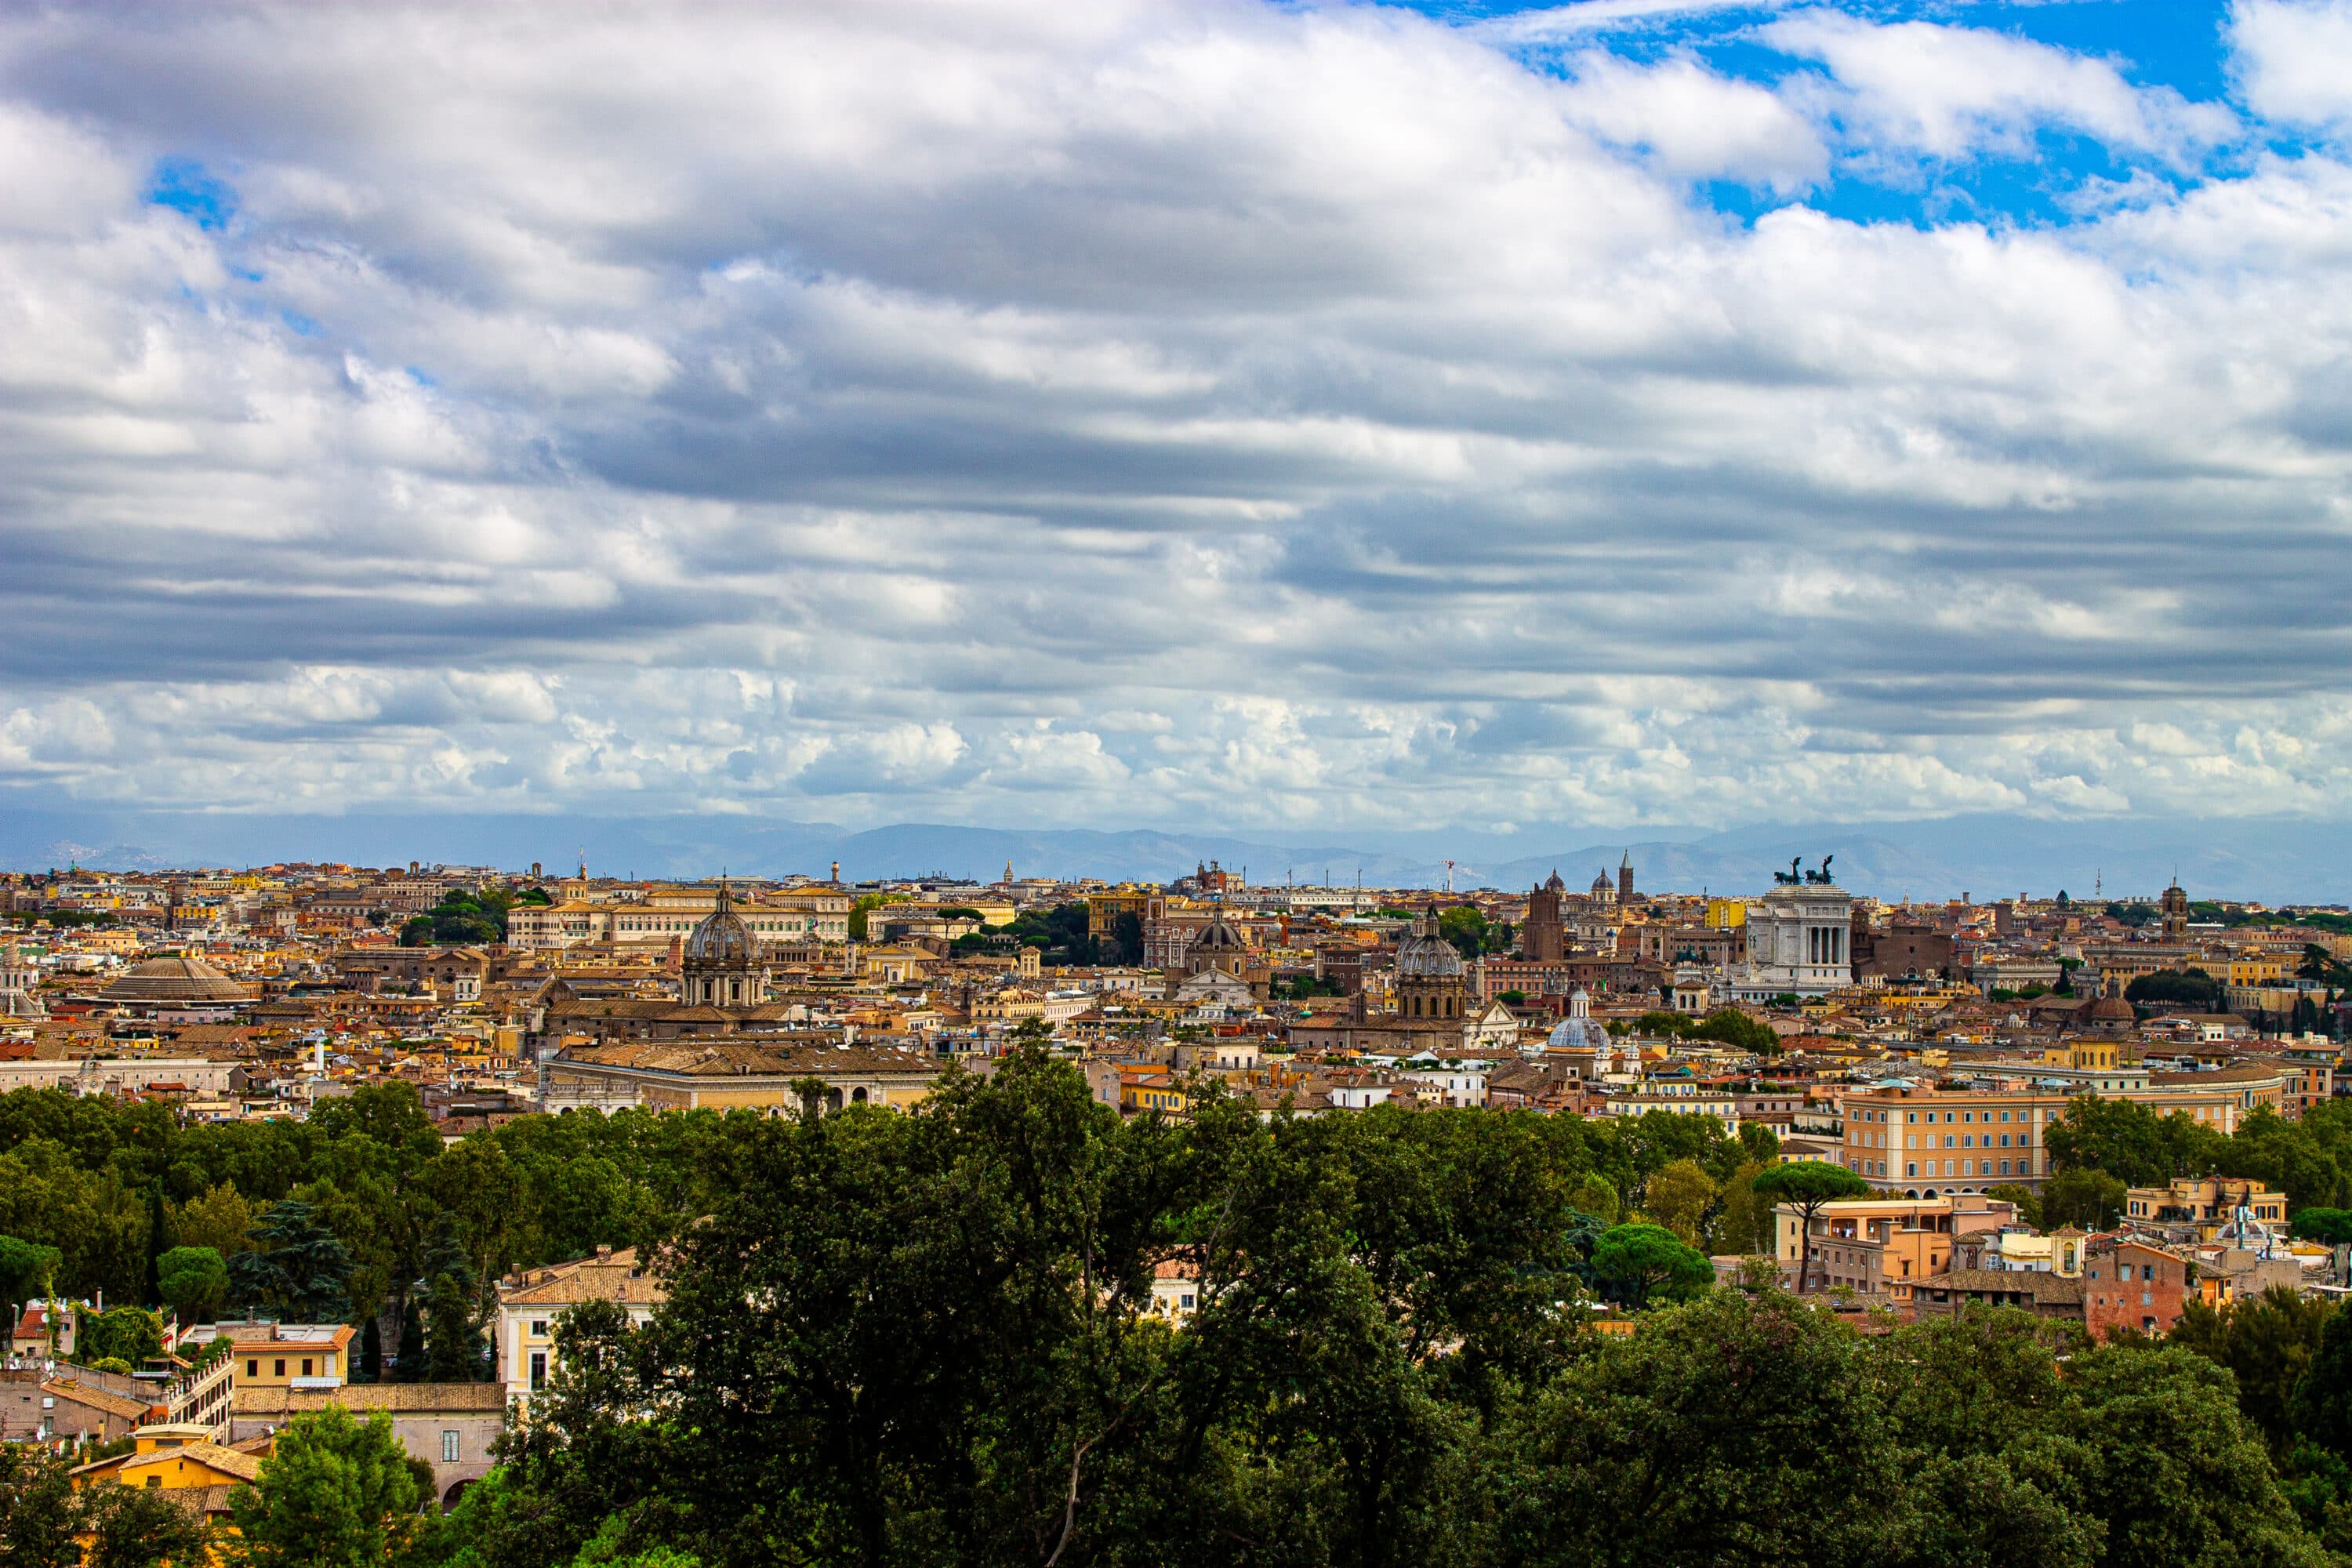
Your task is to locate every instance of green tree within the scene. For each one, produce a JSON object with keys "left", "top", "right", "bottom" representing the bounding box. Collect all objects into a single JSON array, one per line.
[
  {"left": 416, "top": 1218, "right": 492, "bottom": 1383},
  {"left": 171, "top": 1181, "right": 257, "bottom": 1254},
  {"left": 1749, "top": 1160, "right": 1871, "bottom": 1293},
  {"left": 1688, "top": 1007, "right": 1781, "bottom": 1054},
  {"left": 1588, "top": 1222, "right": 1713, "bottom": 1308},
  {"left": 2296, "top": 1208, "right": 2352, "bottom": 1246},
  {"left": 1438, "top": 906, "right": 1509, "bottom": 958},
  {"left": 1494, "top": 1286, "right": 1881, "bottom": 1566},
  {"left": 0, "top": 1444, "right": 80, "bottom": 1568},
  {"left": 1566, "top": 1174, "right": 1621, "bottom": 1227},
  {"left": 1642, "top": 1159, "right": 1716, "bottom": 1244},
  {"left": 227, "top": 1405, "right": 429, "bottom": 1568},
  {"left": 0, "top": 1233, "right": 61, "bottom": 1330},
  {"left": 2065, "top": 1341, "right": 2329, "bottom": 1568},
  {"left": 79, "top": 1305, "right": 163, "bottom": 1368},
  {"left": 2172, "top": 1286, "right": 2337, "bottom": 1454},
  {"left": 844, "top": 892, "right": 902, "bottom": 941},
  {"left": 1705, "top": 1161, "right": 1774, "bottom": 1257},
  {"left": 1737, "top": 1120, "right": 1783, "bottom": 1167},
  {"left": 1985, "top": 1181, "right": 2045, "bottom": 1229},
  {"left": 2047, "top": 1094, "right": 2226, "bottom": 1188},
  {"left": 81, "top": 1481, "right": 211, "bottom": 1568},
  {"left": 2127, "top": 967, "right": 2226, "bottom": 1011},
  {"left": 158, "top": 1245, "right": 229, "bottom": 1325},
  {"left": 228, "top": 1200, "right": 354, "bottom": 1322},
  {"left": 2042, "top": 1167, "right": 2128, "bottom": 1231},
  {"left": 2294, "top": 1304, "right": 2352, "bottom": 1463}
]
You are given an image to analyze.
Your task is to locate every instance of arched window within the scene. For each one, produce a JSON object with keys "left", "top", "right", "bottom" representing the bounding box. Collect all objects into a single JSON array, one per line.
[{"left": 851, "top": 1087, "right": 868, "bottom": 1104}]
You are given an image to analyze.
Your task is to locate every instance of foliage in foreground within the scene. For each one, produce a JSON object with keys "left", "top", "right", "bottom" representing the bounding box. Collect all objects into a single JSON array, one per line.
[{"left": 410, "top": 1052, "right": 2334, "bottom": 1568}]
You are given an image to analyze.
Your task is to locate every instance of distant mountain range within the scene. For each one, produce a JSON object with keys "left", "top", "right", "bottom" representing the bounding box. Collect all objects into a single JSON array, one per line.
[{"left": 2, "top": 804, "right": 2346, "bottom": 905}]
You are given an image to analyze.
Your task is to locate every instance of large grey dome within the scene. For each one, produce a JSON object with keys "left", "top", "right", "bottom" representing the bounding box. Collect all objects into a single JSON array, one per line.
[
  {"left": 100, "top": 954, "right": 251, "bottom": 1005},
  {"left": 684, "top": 884, "right": 760, "bottom": 967},
  {"left": 1394, "top": 909, "right": 1465, "bottom": 979},
  {"left": 1546, "top": 1015, "right": 1606, "bottom": 1050}
]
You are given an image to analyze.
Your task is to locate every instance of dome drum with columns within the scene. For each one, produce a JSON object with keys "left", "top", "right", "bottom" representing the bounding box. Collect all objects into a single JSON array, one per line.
[
  {"left": 1393, "top": 906, "right": 1468, "bottom": 1022},
  {"left": 681, "top": 882, "right": 770, "bottom": 1008}
]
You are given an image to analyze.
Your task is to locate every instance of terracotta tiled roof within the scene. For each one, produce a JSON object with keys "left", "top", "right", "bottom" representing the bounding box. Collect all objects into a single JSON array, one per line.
[
  {"left": 43, "top": 1379, "right": 154, "bottom": 1422},
  {"left": 499, "top": 1247, "right": 667, "bottom": 1308},
  {"left": 1927, "top": 1269, "right": 2085, "bottom": 1305},
  {"left": 120, "top": 1441, "right": 263, "bottom": 1484},
  {"left": 234, "top": 1381, "right": 508, "bottom": 1416},
  {"left": 159, "top": 1483, "right": 241, "bottom": 1520},
  {"left": 556, "top": 1040, "right": 935, "bottom": 1077}
]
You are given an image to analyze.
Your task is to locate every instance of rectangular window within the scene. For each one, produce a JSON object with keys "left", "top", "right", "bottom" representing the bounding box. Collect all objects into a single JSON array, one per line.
[
  {"left": 530, "top": 1352, "right": 546, "bottom": 1391},
  {"left": 1907, "top": 1162, "right": 1917, "bottom": 1177},
  {"left": 301, "top": 1359, "right": 313, "bottom": 1377},
  {"left": 531, "top": 1320, "right": 548, "bottom": 1338},
  {"left": 1944, "top": 1135, "right": 1954, "bottom": 1148},
  {"left": 2002, "top": 1110, "right": 2013, "bottom": 1123},
  {"left": 274, "top": 1359, "right": 286, "bottom": 1378},
  {"left": 247, "top": 1359, "right": 259, "bottom": 1379},
  {"left": 442, "top": 1430, "right": 461, "bottom": 1463}
]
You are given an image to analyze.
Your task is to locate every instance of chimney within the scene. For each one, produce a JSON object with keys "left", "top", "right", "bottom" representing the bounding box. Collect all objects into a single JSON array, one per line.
[{"left": 596, "top": 1243, "right": 613, "bottom": 1260}]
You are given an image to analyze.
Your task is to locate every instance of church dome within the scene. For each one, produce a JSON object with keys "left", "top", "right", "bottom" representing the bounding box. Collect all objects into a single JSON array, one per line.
[
  {"left": 2088, "top": 993, "right": 2136, "bottom": 1025},
  {"left": 1590, "top": 870, "right": 1614, "bottom": 898},
  {"left": 684, "top": 885, "right": 761, "bottom": 967},
  {"left": 99, "top": 953, "right": 251, "bottom": 1004},
  {"left": 1542, "top": 870, "right": 1566, "bottom": 894},
  {"left": 1192, "top": 909, "right": 1248, "bottom": 951},
  {"left": 1395, "top": 909, "right": 1466, "bottom": 978},
  {"left": 1545, "top": 1015, "right": 1606, "bottom": 1051}
]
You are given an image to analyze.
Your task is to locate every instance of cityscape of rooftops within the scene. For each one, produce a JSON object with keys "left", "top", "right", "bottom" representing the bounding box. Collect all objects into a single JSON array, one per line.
[{"left": 6, "top": 2, "right": 2352, "bottom": 1564}]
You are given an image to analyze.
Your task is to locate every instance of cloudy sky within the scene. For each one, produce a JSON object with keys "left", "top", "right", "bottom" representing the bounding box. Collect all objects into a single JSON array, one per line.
[{"left": 2, "top": 0, "right": 2350, "bottom": 839}]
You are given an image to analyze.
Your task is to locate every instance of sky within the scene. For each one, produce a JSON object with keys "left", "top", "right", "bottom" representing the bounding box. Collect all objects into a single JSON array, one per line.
[{"left": 2, "top": 0, "right": 2350, "bottom": 842}]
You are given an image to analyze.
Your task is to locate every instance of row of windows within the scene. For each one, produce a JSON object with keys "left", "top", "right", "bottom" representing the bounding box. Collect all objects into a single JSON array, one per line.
[
  {"left": 1900, "top": 1158, "right": 2027, "bottom": 1178},
  {"left": 1852, "top": 1130, "right": 2035, "bottom": 1151},
  {"left": 245, "top": 1356, "right": 325, "bottom": 1378}
]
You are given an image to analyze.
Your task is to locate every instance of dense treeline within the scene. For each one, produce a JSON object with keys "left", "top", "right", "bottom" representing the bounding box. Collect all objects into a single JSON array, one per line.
[
  {"left": 0, "top": 1083, "right": 731, "bottom": 1373},
  {"left": 2038, "top": 1094, "right": 2352, "bottom": 1218},
  {"left": 426, "top": 1053, "right": 2329, "bottom": 1568},
  {"left": 4, "top": 1058, "right": 2351, "bottom": 1565},
  {"left": 0, "top": 1073, "right": 1775, "bottom": 1374}
]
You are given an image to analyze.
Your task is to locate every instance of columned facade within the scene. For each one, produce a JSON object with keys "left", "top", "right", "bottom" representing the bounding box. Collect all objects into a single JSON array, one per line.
[{"left": 1733, "top": 881, "right": 1855, "bottom": 999}]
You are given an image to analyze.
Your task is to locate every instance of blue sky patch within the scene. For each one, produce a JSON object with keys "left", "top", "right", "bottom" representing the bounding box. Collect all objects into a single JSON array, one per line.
[
  {"left": 1386, "top": 0, "right": 2248, "bottom": 229},
  {"left": 146, "top": 157, "right": 238, "bottom": 230}
]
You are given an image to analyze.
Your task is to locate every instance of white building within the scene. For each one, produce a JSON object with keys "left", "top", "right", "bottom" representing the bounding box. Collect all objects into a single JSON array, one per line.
[
  {"left": 495, "top": 1246, "right": 665, "bottom": 1410},
  {"left": 1599, "top": 1088, "right": 1742, "bottom": 1133},
  {"left": 1733, "top": 878, "right": 1855, "bottom": 1000}
]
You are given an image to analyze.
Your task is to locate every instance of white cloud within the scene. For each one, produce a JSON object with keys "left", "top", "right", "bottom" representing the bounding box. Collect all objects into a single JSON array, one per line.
[
  {"left": 1765, "top": 12, "right": 2238, "bottom": 166},
  {"left": 2230, "top": 0, "right": 2352, "bottom": 129},
  {"left": 1558, "top": 51, "right": 1828, "bottom": 192},
  {"left": 0, "top": 2, "right": 2345, "bottom": 835}
]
